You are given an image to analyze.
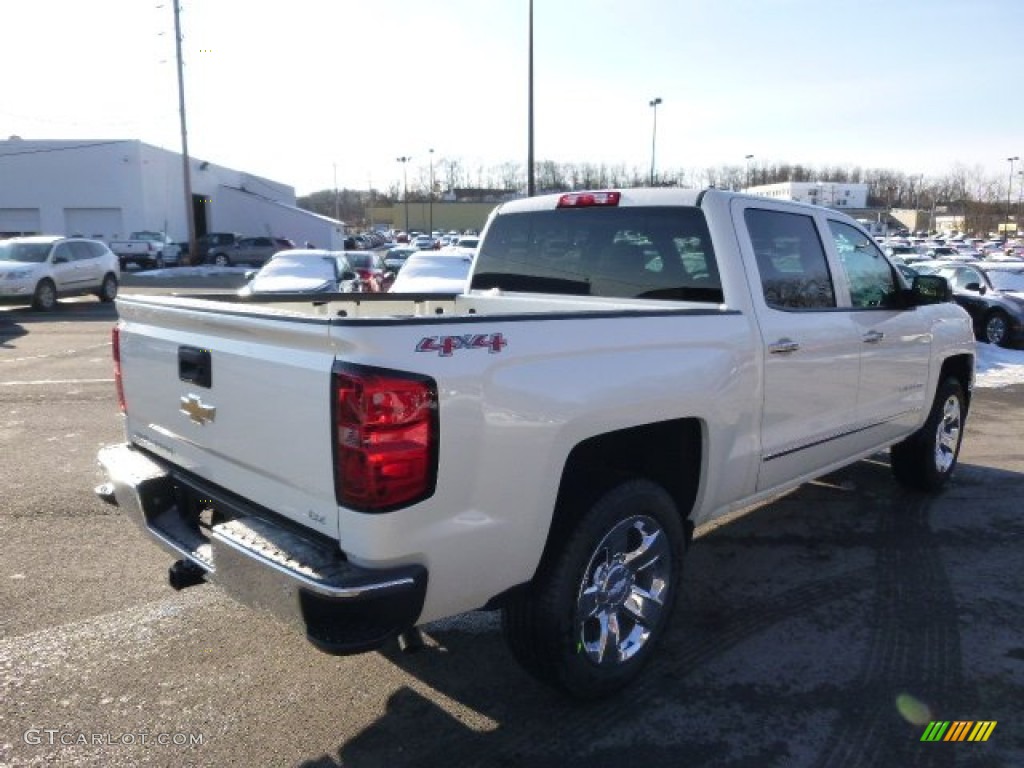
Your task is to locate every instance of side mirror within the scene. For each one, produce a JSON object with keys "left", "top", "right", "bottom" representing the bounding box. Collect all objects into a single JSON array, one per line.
[
  {"left": 909, "top": 274, "right": 952, "bottom": 305},
  {"left": 963, "top": 281, "right": 985, "bottom": 294}
]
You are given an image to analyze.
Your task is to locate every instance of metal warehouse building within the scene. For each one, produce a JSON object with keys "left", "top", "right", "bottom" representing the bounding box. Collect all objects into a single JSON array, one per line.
[{"left": 0, "top": 138, "right": 346, "bottom": 248}]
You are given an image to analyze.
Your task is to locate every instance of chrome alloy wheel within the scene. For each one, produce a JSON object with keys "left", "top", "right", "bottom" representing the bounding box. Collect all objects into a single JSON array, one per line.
[
  {"left": 575, "top": 514, "right": 672, "bottom": 666},
  {"left": 934, "top": 393, "right": 962, "bottom": 474}
]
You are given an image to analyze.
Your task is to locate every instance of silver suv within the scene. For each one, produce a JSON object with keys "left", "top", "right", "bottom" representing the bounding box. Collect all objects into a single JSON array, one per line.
[{"left": 0, "top": 236, "right": 120, "bottom": 311}]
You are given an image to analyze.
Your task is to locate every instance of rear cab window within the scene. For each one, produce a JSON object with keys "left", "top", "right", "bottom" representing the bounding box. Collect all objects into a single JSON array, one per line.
[
  {"left": 744, "top": 208, "right": 836, "bottom": 310},
  {"left": 471, "top": 206, "right": 723, "bottom": 302}
]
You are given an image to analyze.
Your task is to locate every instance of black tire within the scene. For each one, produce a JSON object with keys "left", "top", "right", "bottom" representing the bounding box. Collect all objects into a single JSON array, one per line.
[
  {"left": 890, "top": 377, "right": 966, "bottom": 492},
  {"left": 983, "top": 310, "right": 1011, "bottom": 347},
  {"left": 119, "top": 258, "right": 127, "bottom": 271},
  {"left": 97, "top": 273, "right": 118, "bottom": 303},
  {"left": 213, "top": 253, "right": 231, "bottom": 267},
  {"left": 154, "top": 254, "right": 165, "bottom": 269},
  {"left": 31, "top": 279, "right": 57, "bottom": 311},
  {"left": 501, "top": 478, "right": 685, "bottom": 698}
]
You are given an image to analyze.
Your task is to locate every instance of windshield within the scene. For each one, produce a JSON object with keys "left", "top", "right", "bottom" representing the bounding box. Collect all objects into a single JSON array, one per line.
[
  {"left": 0, "top": 241, "right": 51, "bottom": 263},
  {"left": 987, "top": 270, "right": 1024, "bottom": 292},
  {"left": 472, "top": 206, "right": 723, "bottom": 302}
]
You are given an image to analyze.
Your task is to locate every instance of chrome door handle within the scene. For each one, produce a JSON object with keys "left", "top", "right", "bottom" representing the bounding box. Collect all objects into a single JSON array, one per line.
[
  {"left": 768, "top": 338, "right": 800, "bottom": 355},
  {"left": 862, "top": 330, "right": 885, "bottom": 344}
]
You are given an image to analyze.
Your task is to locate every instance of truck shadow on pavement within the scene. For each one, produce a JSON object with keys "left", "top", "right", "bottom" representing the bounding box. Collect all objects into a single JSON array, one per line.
[
  {"left": 292, "top": 456, "right": 1019, "bottom": 768},
  {"left": 0, "top": 314, "right": 28, "bottom": 347},
  {"left": 302, "top": 455, "right": 1023, "bottom": 768}
]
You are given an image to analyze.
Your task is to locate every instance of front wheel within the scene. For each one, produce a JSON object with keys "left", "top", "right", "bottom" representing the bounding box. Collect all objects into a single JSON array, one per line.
[
  {"left": 97, "top": 273, "right": 118, "bottom": 303},
  {"left": 213, "top": 253, "right": 231, "bottom": 267},
  {"left": 983, "top": 310, "right": 1011, "bottom": 347},
  {"left": 890, "top": 377, "right": 966, "bottom": 492},
  {"left": 502, "top": 478, "right": 685, "bottom": 698},
  {"left": 31, "top": 279, "right": 57, "bottom": 311}
]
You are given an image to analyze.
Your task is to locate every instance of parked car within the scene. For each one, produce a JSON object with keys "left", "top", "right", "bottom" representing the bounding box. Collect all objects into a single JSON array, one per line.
[
  {"left": 237, "top": 250, "right": 361, "bottom": 296},
  {"left": 343, "top": 250, "right": 394, "bottom": 292},
  {"left": 188, "top": 232, "right": 242, "bottom": 263},
  {"left": 109, "top": 231, "right": 181, "bottom": 270},
  {"left": 440, "top": 235, "right": 480, "bottom": 255},
  {"left": 0, "top": 235, "right": 119, "bottom": 311},
  {"left": 411, "top": 234, "right": 437, "bottom": 251},
  {"left": 207, "top": 236, "right": 295, "bottom": 267},
  {"left": 388, "top": 252, "right": 472, "bottom": 293},
  {"left": 383, "top": 245, "right": 419, "bottom": 273},
  {"left": 914, "top": 261, "right": 1024, "bottom": 346}
]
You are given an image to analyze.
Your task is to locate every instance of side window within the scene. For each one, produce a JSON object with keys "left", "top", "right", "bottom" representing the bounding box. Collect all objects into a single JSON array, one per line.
[
  {"left": 744, "top": 208, "right": 836, "bottom": 310},
  {"left": 827, "top": 220, "right": 898, "bottom": 308},
  {"left": 69, "top": 241, "right": 97, "bottom": 261},
  {"left": 52, "top": 243, "right": 74, "bottom": 263}
]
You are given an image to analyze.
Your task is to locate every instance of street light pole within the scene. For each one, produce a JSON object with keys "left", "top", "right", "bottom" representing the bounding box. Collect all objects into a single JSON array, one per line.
[
  {"left": 1007, "top": 156, "right": 1019, "bottom": 241},
  {"left": 744, "top": 154, "right": 754, "bottom": 190},
  {"left": 429, "top": 148, "right": 434, "bottom": 236},
  {"left": 396, "top": 156, "right": 411, "bottom": 234},
  {"left": 172, "top": 0, "right": 196, "bottom": 264},
  {"left": 649, "top": 97, "right": 662, "bottom": 186}
]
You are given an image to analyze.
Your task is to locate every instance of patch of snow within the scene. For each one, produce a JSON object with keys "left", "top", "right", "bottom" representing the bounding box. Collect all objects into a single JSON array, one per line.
[
  {"left": 127, "top": 266, "right": 252, "bottom": 278},
  {"left": 975, "top": 343, "right": 1024, "bottom": 388}
]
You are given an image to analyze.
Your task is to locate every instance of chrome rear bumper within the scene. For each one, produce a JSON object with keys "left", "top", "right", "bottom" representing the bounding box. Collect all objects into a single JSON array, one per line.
[{"left": 96, "top": 443, "right": 427, "bottom": 654}]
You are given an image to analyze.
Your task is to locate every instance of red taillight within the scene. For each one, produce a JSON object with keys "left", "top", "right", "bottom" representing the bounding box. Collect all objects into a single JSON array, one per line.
[
  {"left": 356, "top": 268, "right": 372, "bottom": 280},
  {"left": 556, "top": 191, "right": 621, "bottom": 208},
  {"left": 112, "top": 325, "right": 126, "bottom": 412},
  {"left": 332, "top": 365, "right": 438, "bottom": 512}
]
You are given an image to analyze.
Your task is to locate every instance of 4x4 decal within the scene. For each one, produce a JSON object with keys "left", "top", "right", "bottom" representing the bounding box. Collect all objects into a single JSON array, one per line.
[{"left": 416, "top": 333, "right": 508, "bottom": 357}]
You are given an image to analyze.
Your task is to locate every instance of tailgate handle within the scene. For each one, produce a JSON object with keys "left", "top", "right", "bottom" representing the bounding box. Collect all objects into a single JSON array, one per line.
[{"left": 179, "top": 346, "right": 212, "bottom": 388}]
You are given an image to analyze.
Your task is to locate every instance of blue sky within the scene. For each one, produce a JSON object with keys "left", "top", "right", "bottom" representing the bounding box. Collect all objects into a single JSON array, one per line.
[{"left": 3, "top": 0, "right": 1023, "bottom": 195}]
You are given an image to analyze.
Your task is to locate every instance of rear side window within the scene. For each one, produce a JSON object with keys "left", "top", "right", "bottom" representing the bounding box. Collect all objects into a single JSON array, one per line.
[
  {"left": 744, "top": 209, "right": 836, "bottom": 310},
  {"left": 472, "top": 207, "right": 723, "bottom": 302}
]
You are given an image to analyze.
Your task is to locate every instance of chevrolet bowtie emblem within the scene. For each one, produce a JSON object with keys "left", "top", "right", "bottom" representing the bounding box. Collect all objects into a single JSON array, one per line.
[{"left": 180, "top": 394, "right": 216, "bottom": 425}]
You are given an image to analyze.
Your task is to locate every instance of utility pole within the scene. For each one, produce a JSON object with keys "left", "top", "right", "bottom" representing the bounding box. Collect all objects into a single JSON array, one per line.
[
  {"left": 1007, "top": 156, "right": 1019, "bottom": 240},
  {"left": 396, "top": 156, "right": 411, "bottom": 234},
  {"left": 527, "top": 0, "right": 535, "bottom": 197},
  {"left": 429, "top": 148, "right": 434, "bottom": 235},
  {"left": 172, "top": 0, "right": 196, "bottom": 263}
]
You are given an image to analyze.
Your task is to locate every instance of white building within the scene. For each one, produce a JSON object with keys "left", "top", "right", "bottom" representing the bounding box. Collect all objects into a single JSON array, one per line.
[
  {"left": 742, "top": 181, "right": 869, "bottom": 209},
  {"left": 0, "top": 138, "right": 345, "bottom": 248}
]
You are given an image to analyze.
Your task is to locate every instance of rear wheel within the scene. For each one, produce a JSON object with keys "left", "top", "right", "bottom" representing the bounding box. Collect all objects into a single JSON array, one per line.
[
  {"left": 983, "top": 310, "right": 1010, "bottom": 346},
  {"left": 31, "top": 279, "right": 57, "bottom": 311},
  {"left": 891, "top": 377, "right": 965, "bottom": 492},
  {"left": 213, "top": 253, "right": 231, "bottom": 267},
  {"left": 502, "top": 478, "right": 685, "bottom": 698}
]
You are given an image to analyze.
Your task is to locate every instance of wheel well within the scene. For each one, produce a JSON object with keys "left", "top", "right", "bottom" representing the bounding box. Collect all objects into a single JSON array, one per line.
[
  {"left": 940, "top": 354, "right": 973, "bottom": 413},
  {"left": 542, "top": 418, "right": 701, "bottom": 567}
]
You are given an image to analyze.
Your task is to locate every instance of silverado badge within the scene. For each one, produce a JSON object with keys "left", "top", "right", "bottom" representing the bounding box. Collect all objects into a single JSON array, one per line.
[{"left": 180, "top": 394, "right": 216, "bottom": 425}]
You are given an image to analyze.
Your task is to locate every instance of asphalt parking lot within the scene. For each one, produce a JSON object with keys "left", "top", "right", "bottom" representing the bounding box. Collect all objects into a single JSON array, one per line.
[{"left": 1, "top": 287, "right": 1022, "bottom": 768}]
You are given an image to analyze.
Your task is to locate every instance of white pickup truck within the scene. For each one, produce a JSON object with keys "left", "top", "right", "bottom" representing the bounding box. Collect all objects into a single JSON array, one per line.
[
  {"left": 108, "top": 231, "right": 181, "bottom": 270},
  {"left": 96, "top": 188, "right": 974, "bottom": 697}
]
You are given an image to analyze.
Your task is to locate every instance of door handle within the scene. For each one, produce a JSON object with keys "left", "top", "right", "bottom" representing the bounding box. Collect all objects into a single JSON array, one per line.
[
  {"left": 768, "top": 338, "right": 800, "bottom": 355},
  {"left": 862, "top": 330, "right": 885, "bottom": 344}
]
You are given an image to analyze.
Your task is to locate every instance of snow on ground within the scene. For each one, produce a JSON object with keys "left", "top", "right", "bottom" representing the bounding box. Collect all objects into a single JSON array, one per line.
[
  {"left": 975, "top": 343, "right": 1024, "bottom": 389},
  {"left": 124, "top": 266, "right": 252, "bottom": 278}
]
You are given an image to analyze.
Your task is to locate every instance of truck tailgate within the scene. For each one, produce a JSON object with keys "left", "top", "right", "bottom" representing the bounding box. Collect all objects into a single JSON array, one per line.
[{"left": 116, "top": 298, "right": 342, "bottom": 538}]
